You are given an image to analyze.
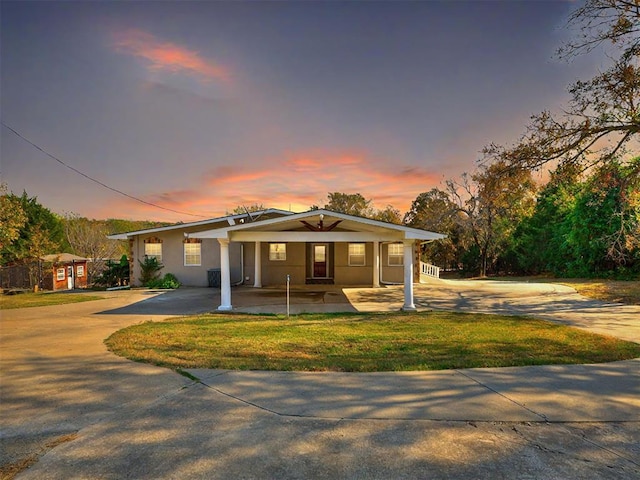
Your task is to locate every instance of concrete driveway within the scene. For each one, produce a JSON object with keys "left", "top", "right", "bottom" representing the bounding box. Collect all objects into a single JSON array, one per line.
[{"left": 1, "top": 283, "right": 639, "bottom": 479}]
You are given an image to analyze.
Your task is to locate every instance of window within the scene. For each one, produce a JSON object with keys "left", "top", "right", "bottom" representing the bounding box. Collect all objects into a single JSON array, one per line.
[
  {"left": 388, "top": 243, "right": 404, "bottom": 266},
  {"left": 184, "top": 241, "right": 202, "bottom": 266},
  {"left": 269, "top": 243, "right": 286, "bottom": 261},
  {"left": 349, "top": 243, "right": 366, "bottom": 266},
  {"left": 77, "top": 265, "right": 85, "bottom": 277},
  {"left": 57, "top": 268, "right": 65, "bottom": 281},
  {"left": 144, "top": 242, "right": 162, "bottom": 262}
]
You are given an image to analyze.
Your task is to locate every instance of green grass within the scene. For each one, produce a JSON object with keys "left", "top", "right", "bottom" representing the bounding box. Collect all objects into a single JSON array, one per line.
[
  {"left": 105, "top": 311, "right": 640, "bottom": 372},
  {"left": 0, "top": 291, "right": 103, "bottom": 309}
]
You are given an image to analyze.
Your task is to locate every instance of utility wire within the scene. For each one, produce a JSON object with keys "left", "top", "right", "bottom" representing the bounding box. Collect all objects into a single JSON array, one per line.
[{"left": 1, "top": 122, "right": 209, "bottom": 218}]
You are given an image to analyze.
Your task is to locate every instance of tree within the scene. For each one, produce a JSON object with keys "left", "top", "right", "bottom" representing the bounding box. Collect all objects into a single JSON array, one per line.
[
  {"left": 0, "top": 191, "right": 66, "bottom": 265},
  {"left": 485, "top": 0, "right": 639, "bottom": 174},
  {"left": 485, "top": 58, "right": 639, "bottom": 173},
  {"left": 371, "top": 205, "right": 402, "bottom": 224},
  {"left": 230, "top": 203, "right": 266, "bottom": 215},
  {"left": 404, "top": 188, "right": 456, "bottom": 231},
  {"left": 447, "top": 163, "right": 537, "bottom": 277},
  {"left": 505, "top": 164, "right": 583, "bottom": 275},
  {"left": 559, "top": 0, "right": 640, "bottom": 60},
  {"left": 506, "top": 158, "right": 639, "bottom": 277},
  {"left": 564, "top": 158, "right": 640, "bottom": 276},
  {"left": 0, "top": 183, "right": 27, "bottom": 251},
  {"left": 64, "top": 215, "right": 122, "bottom": 283},
  {"left": 322, "top": 192, "right": 374, "bottom": 217},
  {"left": 405, "top": 188, "right": 462, "bottom": 270}
]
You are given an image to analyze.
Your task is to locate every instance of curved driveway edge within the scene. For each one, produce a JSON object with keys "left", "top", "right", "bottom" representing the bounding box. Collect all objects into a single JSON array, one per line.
[{"left": 186, "top": 360, "right": 640, "bottom": 423}]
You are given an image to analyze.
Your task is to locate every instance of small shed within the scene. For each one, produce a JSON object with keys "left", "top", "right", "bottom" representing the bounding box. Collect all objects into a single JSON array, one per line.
[{"left": 41, "top": 254, "right": 89, "bottom": 291}]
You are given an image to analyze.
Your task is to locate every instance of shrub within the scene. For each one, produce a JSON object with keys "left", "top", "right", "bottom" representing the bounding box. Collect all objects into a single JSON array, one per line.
[
  {"left": 139, "top": 256, "right": 163, "bottom": 285},
  {"left": 96, "top": 255, "right": 130, "bottom": 287},
  {"left": 147, "top": 273, "right": 181, "bottom": 289}
]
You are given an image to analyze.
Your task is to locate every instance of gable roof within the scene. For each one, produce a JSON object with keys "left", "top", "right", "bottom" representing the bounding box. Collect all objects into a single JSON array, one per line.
[
  {"left": 41, "top": 253, "right": 89, "bottom": 263},
  {"left": 107, "top": 208, "right": 294, "bottom": 240},
  {"left": 191, "top": 209, "right": 446, "bottom": 242}
]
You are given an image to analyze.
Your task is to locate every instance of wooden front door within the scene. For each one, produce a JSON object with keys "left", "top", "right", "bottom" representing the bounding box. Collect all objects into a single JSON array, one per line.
[{"left": 313, "top": 244, "right": 328, "bottom": 278}]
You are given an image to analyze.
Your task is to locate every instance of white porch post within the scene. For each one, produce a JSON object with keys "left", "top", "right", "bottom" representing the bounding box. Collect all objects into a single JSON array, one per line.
[
  {"left": 372, "top": 240, "right": 380, "bottom": 287},
  {"left": 402, "top": 240, "right": 416, "bottom": 311},
  {"left": 253, "top": 241, "right": 262, "bottom": 288},
  {"left": 218, "top": 238, "right": 232, "bottom": 311}
]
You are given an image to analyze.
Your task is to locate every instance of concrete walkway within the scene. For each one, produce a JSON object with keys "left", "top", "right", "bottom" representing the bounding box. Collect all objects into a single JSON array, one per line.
[{"left": 1, "top": 282, "right": 639, "bottom": 479}]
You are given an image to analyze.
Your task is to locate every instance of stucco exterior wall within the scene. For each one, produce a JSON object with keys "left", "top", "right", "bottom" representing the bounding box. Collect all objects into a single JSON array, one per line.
[
  {"left": 380, "top": 242, "right": 405, "bottom": 284},
  {"left": 242, "top": 242, "right": 256, "bottom": 286},
  {"left": 261, "top": 242, "right": 306, "bottom": 285},
  {"left": 334, "top": 242, "right": 373, "bottom": 285},
  {"left": 130, "top": 231, "right": 244, "bottom": 287}
]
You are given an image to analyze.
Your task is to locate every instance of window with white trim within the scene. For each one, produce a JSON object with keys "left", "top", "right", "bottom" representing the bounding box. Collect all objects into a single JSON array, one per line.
[
  {"left": 348, "top": 243, "right": 366, "bottom": 266},
  {"left": 388, "top": 243, "right": 404, "bottom": 266},
  {"left": 57, "top": 268, "right": 65, "bottom": 281},
  {"left": 77, "top": 265, "right": 85, "bottom": 277},
  {"left": 269, "top": 243, "right": 286, "bottom": 261},
  {"left": 144, "top": 242, "right": 162, "bottom": 262},
  {"left": 184, "top": 241, "right": 202, "bottom": 266}
]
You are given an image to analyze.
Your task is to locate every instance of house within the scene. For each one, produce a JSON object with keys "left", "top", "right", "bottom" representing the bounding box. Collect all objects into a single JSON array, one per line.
[
  {"left": 108, "top": 209, "right": 445, "bottom": 311},
  {"left": 41, "top": 253, "right": 89, "bottom": 291}
]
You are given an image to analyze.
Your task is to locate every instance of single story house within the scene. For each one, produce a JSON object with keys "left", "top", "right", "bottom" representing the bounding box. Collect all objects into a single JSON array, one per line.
[
  {"left": 41, "top": 253, "right": 89, "bottom": 291},
  {"left": 109, "top": 209, "right": 445, "bottom": 311}
]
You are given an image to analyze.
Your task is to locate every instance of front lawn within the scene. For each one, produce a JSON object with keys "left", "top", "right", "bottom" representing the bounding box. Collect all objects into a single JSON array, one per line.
[
  {"left": 105, "top": 311, "right": 640, "bottom": 372},
  {"left": 0, "top": 291, "right": 103, "bottom": 309}
]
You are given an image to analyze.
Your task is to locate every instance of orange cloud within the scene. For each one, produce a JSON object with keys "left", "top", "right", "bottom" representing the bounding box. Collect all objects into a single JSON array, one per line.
[
  {"left": 112, "top": 28, "right": 230, "bottom": 82},
  {"left": 94, "top": 150, "right": 441, "bottom": 222}
]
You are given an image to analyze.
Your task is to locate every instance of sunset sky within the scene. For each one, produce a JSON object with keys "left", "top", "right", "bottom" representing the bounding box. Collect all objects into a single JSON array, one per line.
[{"left": 1, "top": 1, "right": 604, "bottom": 222}]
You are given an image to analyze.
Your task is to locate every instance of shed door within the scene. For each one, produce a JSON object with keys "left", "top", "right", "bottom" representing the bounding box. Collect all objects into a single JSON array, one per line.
[
  {"left": 67, "top": 266, "right": 74, "bottom": 290},
  {"left": 313, "top": 244, "right": 328, "bottom": 278}
]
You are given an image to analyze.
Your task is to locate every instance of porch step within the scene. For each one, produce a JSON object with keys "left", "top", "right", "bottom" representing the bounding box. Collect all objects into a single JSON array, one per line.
[{"left": 305, "top": 278, "right": 335, "bottom": 285}]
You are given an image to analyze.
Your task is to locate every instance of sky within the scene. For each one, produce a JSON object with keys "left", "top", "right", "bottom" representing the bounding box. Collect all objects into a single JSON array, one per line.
[{"left": 1, "top": 1, "right": 604, "bottom": 222}]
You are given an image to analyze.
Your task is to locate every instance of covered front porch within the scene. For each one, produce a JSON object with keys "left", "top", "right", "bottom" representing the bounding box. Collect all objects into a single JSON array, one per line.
[{"left": 192, "top": 209, "right": 445, "bottom": 312}]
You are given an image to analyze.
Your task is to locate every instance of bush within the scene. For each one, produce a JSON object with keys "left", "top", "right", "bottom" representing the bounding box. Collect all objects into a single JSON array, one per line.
[
  {"left": 96, "top": 255, "right": 130, "bottom": 287},
  {"left": 139, "top": 256, "right": 163, "bottom": 285},
  {"left": 147, "top": 273, "right": 181, "bottom": 289}
]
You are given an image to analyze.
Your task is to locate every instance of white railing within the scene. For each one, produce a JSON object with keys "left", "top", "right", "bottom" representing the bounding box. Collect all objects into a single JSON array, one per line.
[{"left": 420, "top": 262, "right": 440, "bottom": 279}]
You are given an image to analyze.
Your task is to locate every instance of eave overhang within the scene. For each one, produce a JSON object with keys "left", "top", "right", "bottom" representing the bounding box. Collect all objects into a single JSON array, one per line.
[{"left": 191, "top": 209, "right": 446, "bottom": 242}]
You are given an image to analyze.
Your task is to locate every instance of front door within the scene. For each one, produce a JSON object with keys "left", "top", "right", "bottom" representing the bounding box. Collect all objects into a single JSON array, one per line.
[{"left": 313, "top": 244, "right": 328, "bottom": 278}]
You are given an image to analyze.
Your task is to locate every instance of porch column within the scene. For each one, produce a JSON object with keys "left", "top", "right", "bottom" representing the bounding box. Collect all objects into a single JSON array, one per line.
[
  {"left": 253, "top": 241, "right": 262, "bottom": 288},
  {"left": 402, "top": 240, "right": 416, "bottom": 311},
  {"left": 372, "top": 240, "right": 380, "bottom": 287},
  {"left": 218, "top": 238, "right": 232, "bottom": 311}
]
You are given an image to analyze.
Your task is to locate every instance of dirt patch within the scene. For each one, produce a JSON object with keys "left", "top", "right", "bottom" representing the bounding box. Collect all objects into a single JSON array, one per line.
[{"left": 0, "top": 432, "right": 78, "bottom": 480}]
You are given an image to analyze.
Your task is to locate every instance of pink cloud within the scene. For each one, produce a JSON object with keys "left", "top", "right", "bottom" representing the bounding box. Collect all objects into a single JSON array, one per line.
[
  {"left": 112, "top": 28, "right": 230, "bottom": 82},
  {"left": 96, "top": 150, "right": 441, "bottom": 222}
]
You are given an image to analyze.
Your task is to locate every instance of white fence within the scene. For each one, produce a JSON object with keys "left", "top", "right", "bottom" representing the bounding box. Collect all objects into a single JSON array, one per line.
[{"left": 420, "top": 262, "right": 440, "bottom": 279}]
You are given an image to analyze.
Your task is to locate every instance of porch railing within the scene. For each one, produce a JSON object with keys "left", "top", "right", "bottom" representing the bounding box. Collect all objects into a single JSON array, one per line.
[{"left": 420, "top": 262, "right": 440, "bottom": 279}]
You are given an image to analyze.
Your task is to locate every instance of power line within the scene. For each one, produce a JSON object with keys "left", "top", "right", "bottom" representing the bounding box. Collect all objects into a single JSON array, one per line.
[{"left": 1, "top": 122, "right": 209, "bottom": 218}]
